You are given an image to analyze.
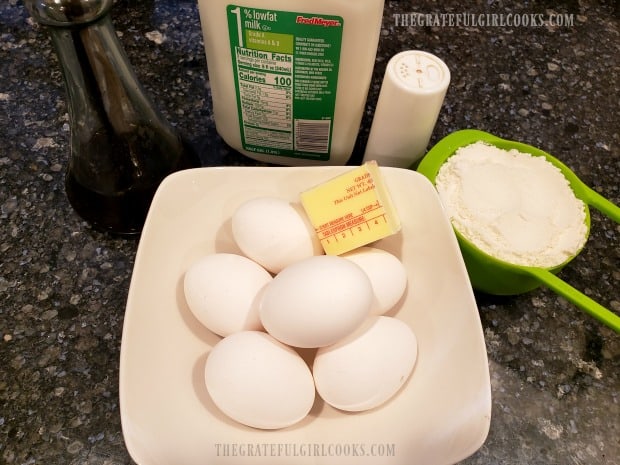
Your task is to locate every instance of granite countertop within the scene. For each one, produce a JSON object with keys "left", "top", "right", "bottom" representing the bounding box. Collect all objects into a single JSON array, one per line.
[{"left": 1, "top": 0, "right": 618, "bottom": 463}]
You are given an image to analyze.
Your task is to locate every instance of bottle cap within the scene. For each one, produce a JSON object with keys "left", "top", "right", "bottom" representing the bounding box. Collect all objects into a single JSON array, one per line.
[{"left": 363, "top": 50, "right": 450, "bottom": 168}]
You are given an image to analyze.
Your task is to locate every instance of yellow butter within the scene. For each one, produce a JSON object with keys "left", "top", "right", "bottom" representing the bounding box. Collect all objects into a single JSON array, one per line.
[{"left": 300, "top": 161, "right": 401, "bottom": 255}]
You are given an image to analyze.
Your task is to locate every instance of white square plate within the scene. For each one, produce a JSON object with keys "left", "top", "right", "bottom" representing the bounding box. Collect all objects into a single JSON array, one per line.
[{"left": 120, "top": 166, "right": 491, "bottom": 465}]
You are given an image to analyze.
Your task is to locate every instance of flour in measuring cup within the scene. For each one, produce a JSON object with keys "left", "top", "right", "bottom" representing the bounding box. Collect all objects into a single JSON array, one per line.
[{"left": 435, "top": 141, "right": 588, "bottom": 268}]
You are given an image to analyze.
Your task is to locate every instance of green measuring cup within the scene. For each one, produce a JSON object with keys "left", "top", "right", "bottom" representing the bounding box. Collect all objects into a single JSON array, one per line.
[{"left": 417, "top": 129, "right": 620, "bottom": 333}]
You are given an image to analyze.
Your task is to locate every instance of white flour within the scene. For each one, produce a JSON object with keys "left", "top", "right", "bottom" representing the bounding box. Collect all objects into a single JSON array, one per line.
[{"left": 435, "top": 141, "right": 588, "bottom": 268}]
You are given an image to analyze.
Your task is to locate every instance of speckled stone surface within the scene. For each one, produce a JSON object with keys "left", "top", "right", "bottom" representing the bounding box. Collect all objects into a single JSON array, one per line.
[{"left": 1, "top": 0, "right": 618, "bottom": 464}]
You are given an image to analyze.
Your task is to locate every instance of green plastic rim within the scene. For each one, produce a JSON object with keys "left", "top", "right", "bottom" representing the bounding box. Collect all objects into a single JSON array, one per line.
[
  {"left": 417, "top": 129, "right": 590, "bottom": 277},
  {"left": 417, "top": 129, "right": 620, "bottom": 333}
]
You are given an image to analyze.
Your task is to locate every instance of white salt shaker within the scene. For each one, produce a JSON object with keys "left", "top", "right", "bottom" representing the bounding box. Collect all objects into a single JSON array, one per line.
[{"left": 363, "top": 50, "right": 450, "bottom": 168}]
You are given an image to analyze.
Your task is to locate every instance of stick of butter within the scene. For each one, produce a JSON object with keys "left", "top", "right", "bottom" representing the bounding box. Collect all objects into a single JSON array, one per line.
[{"left": 300, "top": 161, "right": 401, "bottom": 255}]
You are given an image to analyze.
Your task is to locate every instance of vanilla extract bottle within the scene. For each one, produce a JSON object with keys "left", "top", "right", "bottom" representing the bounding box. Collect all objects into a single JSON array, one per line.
[{"left": 25, "top": 0, "right": 200, "bottom": 235}]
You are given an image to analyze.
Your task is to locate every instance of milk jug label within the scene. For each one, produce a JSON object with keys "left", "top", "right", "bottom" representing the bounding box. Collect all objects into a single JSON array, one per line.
[{"left": 227, "top": 5, "right": 343, "bottom": 160}]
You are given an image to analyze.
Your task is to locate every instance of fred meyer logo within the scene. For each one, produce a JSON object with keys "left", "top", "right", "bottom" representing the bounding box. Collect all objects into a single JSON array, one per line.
[{"left": 296, "top": 15, "right": 342, "bottom": 27}]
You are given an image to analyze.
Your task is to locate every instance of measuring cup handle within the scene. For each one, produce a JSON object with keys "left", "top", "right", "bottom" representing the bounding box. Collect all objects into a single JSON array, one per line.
[
  {"left": 528, "top": 268, "right": 620, "bottom": 333},
  {"left": 583, "top": 185, "right": 620, "bottom": 223}
]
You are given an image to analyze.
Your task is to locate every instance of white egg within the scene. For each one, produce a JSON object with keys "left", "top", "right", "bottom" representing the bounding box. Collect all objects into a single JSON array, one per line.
[
  {"left": 313, "top": 316, "right": 418, "bottom": 412},
  {"left": 341, "top": 246, "right": 408, "bottom": 315},
  {"left": 183, "top": 253, "right": 272, "bottom": 337},
  {"left": 259, "top": 255, "right": 373, "bottom": 348},
  {"left": 231, "top": 197, "right": 323, "bottom": 273},
  {"left": 204, "top": 331, "right": 315, "bottom": 429}
]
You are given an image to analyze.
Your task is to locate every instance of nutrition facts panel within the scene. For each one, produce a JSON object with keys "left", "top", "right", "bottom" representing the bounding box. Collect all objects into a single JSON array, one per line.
[
  {"left": 227, "top": 5, "right": 343, "bottom": 160},
  {"left": 235, "top": 47, "right": 294, "bottom": 150}
]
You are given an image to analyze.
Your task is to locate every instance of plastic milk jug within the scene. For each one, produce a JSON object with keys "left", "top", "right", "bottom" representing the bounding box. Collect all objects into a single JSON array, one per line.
[{"left": 197, "top": 0, "right": 385, "bottom": 166}]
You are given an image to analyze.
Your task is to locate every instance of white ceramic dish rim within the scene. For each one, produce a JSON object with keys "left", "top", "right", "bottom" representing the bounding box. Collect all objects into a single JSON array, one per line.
[{"left": 119, "top": 166, "right": 491, "bottom": 465}]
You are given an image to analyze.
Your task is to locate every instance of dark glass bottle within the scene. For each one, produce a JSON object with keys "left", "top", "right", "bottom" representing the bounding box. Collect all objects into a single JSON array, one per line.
[{"left": 25, "top": 0, "right": 200, "bottom": 235}]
